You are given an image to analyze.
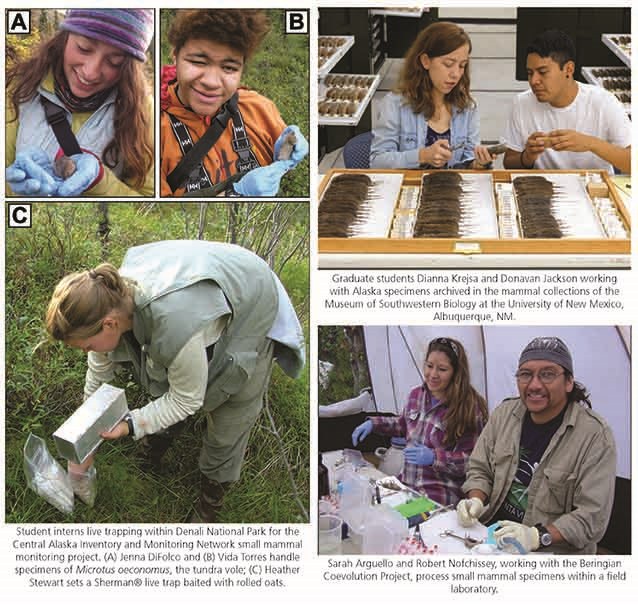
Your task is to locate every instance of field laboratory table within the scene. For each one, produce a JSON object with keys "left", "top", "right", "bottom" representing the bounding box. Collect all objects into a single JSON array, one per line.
[{"left": 319, "top": 450, "right": 488, "bottom": 555}]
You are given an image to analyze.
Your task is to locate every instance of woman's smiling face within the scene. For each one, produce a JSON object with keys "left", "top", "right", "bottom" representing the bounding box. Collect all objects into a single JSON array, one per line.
[
  {"left": 424, "top": 350, "right": 454, "bottom": 399},
  {"left": 174, "top": 38, "right": 244, "bottom": 117},
  {"left": 63, "top": 33, "right": 126, "bottom": 97}
]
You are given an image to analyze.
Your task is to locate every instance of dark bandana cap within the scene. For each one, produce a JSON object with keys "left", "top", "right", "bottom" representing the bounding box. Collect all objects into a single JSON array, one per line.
[{"left": 518, "top": 336, "right": 573, "bottom": 374}]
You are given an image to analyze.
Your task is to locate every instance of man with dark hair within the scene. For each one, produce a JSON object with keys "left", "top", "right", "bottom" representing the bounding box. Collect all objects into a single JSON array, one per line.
[
  {"left": 160, "top": 9, "right": 308, "bottom": 197},
  {"left": 457, "top": 337, "right": 617, "bottom": 554},
  {"left": 503, "top": 30, "right": 630, "bottom": 173}
]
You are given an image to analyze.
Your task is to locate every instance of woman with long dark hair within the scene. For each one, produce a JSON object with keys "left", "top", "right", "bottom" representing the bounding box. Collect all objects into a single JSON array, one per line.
[
  {"left": 6, "top": 9, "right": 154, "bottom": 196},
  {"left": 352, "top": 337, "right": 488, "bottom": 505},
  {"left": 370, "top": 22, "right": 494, "bottom": 170}
]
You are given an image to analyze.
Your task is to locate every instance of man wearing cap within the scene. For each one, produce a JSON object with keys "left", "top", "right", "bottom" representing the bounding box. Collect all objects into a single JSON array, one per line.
[{"left": 457, "top": 337, "right": 616, "bottom": 554}]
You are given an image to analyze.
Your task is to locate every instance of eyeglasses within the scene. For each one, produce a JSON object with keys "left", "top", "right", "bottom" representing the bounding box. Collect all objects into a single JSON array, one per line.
[{"left": 515, "top": 370, "right": 565, "bottom": 384}]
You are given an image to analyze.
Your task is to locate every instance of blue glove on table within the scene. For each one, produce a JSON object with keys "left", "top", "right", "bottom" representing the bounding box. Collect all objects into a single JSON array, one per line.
[
  {"left": 6, "top": 148, "right": 60, "bottom": 196},
  {"left": 233, "top": 160, "right": 294, "bottom": 196},
  {"left": 56, "top": 152, "right": 101, "bottom": 197},
  {"left": 404, "top": 444, "right": 435, "bottom": 466},
  {"left": 274, "top": 125, "right": 309, "bottom": 166},
  {"left": 351, "top": 420, "right": 373, "bottom": 446}
]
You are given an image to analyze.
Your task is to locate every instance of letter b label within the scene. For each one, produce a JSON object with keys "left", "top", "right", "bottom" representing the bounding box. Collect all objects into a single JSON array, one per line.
[{"left": 285, "top": 10, "right": 308, "bottom": 34}]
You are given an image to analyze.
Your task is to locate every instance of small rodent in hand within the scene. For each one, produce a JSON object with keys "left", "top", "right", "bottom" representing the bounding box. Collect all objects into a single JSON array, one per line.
[
  {"left": 277, "top": 132, "right": 298, "bottom": 160},
  {"left": 54, "top": 155, "right": 76, "bottom": 179}
]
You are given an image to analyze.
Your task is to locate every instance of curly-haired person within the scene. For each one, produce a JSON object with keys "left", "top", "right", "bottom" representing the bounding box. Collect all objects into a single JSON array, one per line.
[{"left": 160, "top": 9, "right": 309, "bottom": 197}]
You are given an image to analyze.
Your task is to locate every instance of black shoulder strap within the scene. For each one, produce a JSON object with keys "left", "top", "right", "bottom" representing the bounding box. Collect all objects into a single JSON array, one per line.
[
  {"left": 40, "top": 96, "right": 82, "bottom": 156},
  {"left": 166, "top": 114, "right": 214, "bottom": 193},
  {"left": 166, "top": 93, "right": 237, "bottom": 193}
]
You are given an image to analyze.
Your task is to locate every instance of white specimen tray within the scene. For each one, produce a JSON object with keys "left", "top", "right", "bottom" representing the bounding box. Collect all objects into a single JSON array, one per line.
[
  {"left": 318, "top": 74, "right": 381, "bottom": 126},
  {"left": 581, "top": 65, "right": 630, "bottom": 88},
  {"left": 318, "top": 35, "right": 355, "bottom": 78},
  {"left": 320, "top": 172, "right": 404, "bottom": 238},
  {"left": 602, "top": 33, "right": 631, "bottom": 67},
  {"left": 581, "top": 66, "right": 630, "bottom": 116},
  {"left": 417, "top": 510, "right": 488, "bottom": 555},
  {"left": 397, "top": 173, "right": 499, "bottom": 239},
  {"left": 510, "top": 173, "right": 605, "bottom": 238}
]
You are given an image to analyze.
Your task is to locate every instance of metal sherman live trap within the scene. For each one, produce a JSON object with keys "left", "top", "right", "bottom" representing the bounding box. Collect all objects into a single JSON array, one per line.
[{"left": 53, "top": 384, "right": 129, "bottom": 464}]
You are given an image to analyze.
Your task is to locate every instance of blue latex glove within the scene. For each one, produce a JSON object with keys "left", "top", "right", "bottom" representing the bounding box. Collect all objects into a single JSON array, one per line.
[
  {"left": 351, "top": 420, "right": 373, "bottom": 446},
  {"left": 6, "top": 148, "right": 60, "bottom": 196},
  {"left": 56, "top": 152, "right": 101, "bottom": 197},
  {"left": 233, "top": 160, "right": 294, "bottom": 196},
  {"left": 273, "top": 125, "right": 309, "bottom": 166},
  {"left": 404, "top": 444, "right": 435, "bottom": 466}
]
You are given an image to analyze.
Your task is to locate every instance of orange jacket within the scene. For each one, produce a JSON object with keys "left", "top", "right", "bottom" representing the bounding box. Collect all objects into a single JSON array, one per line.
[{"left": 160, "top": 72, "right": 286, "bottom": 197}]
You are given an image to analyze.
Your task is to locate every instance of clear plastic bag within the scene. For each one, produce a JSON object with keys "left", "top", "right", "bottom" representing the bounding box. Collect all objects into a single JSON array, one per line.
[
  {"left": 68, "top": 464, "right": 97, "bottom": 507},
  {"left": 23, "top": 433, "right": 74, "bottom": 515}
]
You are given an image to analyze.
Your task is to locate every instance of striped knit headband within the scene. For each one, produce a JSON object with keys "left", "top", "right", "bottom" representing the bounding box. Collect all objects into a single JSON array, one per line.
[{"left": 60, "top": 9, "right": 154, "bottom": 62}]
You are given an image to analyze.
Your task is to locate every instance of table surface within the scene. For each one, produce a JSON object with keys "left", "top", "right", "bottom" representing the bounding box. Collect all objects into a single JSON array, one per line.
[{"left": 320, "top": 450, "right": 488, "bottom": 555}]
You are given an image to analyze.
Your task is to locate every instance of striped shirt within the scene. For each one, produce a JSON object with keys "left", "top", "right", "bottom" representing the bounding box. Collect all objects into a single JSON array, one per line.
[{"left": 370, "top": 384, "right": 486, "bottom": 506}]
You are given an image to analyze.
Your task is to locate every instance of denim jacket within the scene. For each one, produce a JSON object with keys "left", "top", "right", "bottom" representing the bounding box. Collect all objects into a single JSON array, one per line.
[{"left": 370, "top": 92, "right": 480, "bottom": 169}]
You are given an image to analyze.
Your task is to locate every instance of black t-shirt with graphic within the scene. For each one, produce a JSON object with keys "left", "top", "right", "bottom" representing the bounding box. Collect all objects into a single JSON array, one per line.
[{"left": 491, "top": 406, "right": 568, "bottom": 524}]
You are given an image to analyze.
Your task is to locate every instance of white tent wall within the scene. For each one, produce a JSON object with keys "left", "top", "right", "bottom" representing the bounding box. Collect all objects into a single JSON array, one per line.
[
  {"left": 363, "top": 326, "right": 630, "bottom": 480},
  {"left": 364, "top": 326, "right": 486, "bottom": 415}
]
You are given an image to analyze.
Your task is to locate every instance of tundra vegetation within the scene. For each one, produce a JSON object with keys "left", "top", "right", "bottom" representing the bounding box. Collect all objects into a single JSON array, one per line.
[{"left": 6, "top": 202, "right": 309, "bottom": 523}]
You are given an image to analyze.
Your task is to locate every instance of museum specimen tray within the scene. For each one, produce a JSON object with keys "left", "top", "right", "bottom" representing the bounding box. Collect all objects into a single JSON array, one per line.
[{"left": 317, "top": 169, "right": 630, "bottom": 257}]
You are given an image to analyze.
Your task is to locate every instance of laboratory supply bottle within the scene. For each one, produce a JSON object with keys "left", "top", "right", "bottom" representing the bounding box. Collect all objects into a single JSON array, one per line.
[{"left": 374, "top": 437, "right": 407, "bottom": 476}]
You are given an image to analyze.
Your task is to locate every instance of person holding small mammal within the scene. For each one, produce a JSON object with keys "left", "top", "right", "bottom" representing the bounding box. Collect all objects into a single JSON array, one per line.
[
  {"left": 457, "top": 337, "right": 617, "bottom": 554},
  {"left": 503, "top": 30, "right": 631, "bottom": 174},
  {"left": 370, "top": 22, "right": 495, "bottom": 170},
  {"left": 6, "top": 9, "right": 154, "bottom": 197},
  {"left": 46, "top": 239, "right": 305, "bottom": 522},
  {"left": 160, "top": 9, "right": 309, "bottom": 197},
  {"left": 352, "top": 337, "right": 487, "bottom": 506}
]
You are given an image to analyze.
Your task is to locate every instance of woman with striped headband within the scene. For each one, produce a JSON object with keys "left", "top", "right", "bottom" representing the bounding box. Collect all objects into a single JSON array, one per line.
[
  {"left": 352, "top": 337, "right": 488, "bottom": 505},
  {"left": 6, "top": 9, "right": 154, "bottom": 197}
]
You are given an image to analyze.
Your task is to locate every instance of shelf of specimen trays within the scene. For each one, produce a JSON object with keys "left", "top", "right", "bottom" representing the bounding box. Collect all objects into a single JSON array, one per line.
[
  {"left": 369, "top": 7, "right": 428, "bottom": 18},
  {"left": 318, "top": 36, "right": 355, "bottom": 78},
  {"left": 318, "top": 73, "right": 381, "bottom": 126},
  {"left": 601, "top": 34, "right": 631, "bottom": 67},
  {"left": 581, "top": 66, "right": 631, "bottom": 116}
]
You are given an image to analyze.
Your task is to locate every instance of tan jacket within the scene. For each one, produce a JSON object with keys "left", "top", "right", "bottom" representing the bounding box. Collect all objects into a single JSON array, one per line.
[{"left": 463, "top": 397, "right": 617, "bottom": 554}]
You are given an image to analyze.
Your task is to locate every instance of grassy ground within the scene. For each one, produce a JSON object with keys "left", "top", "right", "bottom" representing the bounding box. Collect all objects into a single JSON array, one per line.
[
  {"left": 5, "top": 203, "right": 309, "bottom": 523},
  {"left": 160, "top": 9, "right": 310, "bottom": 197}
]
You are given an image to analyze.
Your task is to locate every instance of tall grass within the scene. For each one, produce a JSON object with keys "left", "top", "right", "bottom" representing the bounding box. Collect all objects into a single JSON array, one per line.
[{"left": 5, "top": 203, "right": 309, "bottom": 523}]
